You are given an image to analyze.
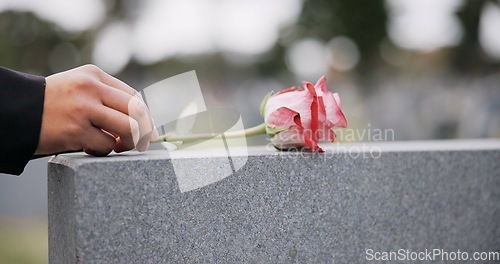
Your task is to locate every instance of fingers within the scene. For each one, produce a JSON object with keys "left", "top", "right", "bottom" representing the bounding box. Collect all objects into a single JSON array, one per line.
[
  {"left": 82, "top": 126, "right": 116, "bottom": 156},
  {"left": 127, "top": 99, "right": 154, "bottom": 151},
  {"left": 94, "top": 68, "right": 159, "bottom": 141},
  {"left": 89, "top": 106, "right": 139, "bottom": 152},
  {"left": 93, "top": 83, "right": 155, "bottom": 152}
]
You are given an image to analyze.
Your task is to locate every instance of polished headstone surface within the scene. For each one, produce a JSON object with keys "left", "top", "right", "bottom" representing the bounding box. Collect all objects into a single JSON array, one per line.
[{"left": 48, "top": 140, "right": 500, "bottom": 263}]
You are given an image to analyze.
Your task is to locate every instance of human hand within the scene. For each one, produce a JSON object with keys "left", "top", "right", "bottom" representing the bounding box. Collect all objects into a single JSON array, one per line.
[{"left": 36, "top": 64, "right": 158, "bottom": 156}]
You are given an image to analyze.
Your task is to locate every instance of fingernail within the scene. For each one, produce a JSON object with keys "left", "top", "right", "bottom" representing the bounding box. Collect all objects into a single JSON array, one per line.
[
  {"left": 129, "top": 117, "right": 140, "bottom": 146},
  {"left": 137, "top": 135, "right": 150, "bottom": 152}
]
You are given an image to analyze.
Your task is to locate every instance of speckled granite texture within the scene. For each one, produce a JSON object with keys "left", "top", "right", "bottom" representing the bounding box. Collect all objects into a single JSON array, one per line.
[{"left": 48, "top": 140, "right": 500, "bottom": 263}]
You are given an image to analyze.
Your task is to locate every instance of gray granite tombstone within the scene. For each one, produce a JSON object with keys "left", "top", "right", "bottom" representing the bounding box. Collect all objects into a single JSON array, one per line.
[{"left": 48, "top": 140, "right": 500, "bottom": 263}]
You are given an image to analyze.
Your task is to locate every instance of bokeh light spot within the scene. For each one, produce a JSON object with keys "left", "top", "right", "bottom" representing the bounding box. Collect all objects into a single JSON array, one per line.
[
  {"left": 286, "top": 38, "right": 327, "bottom": 79},
  {"left": 480, "top": 2, "right": 500, "bottom": 60},
  {"left": 93, "top": 22, "right": 132, "bottom": 75},
  {"left": 327, "top": 36, "right": 360, "bottom": 72}
]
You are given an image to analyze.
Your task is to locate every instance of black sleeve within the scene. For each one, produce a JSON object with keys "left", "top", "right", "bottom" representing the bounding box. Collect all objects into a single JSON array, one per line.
[{"left": 0, "top": 66, "right": 46, "bottom": 175}]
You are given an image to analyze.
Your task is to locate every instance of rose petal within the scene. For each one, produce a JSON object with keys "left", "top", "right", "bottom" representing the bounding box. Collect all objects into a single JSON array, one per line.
[
  {"left": 333, "top": 92, "right": 341, "bottom": 106},
  {"left": 304, "top": 82, "right": 321, "bottom": 141},
  {"left": 303, "top": 134, "right": 323, "bottom": 152},
  {"left": 265, "top": 107, "right": 299, "bottom": 132},
  {"left": 269, "top": 119, "right": 323, "bottom": 152},
  {"left": 265, "top": 107, "right": 322, "bottom": 151},
  {"left": 323, "top": 91, "right": 347, "bottom": 128},
  {"left": 276, "top": 86, "right": 298, "bottom": 95},
  {"left": 270, "top": 126, "right": 303, "bottom": 149},
  {"left": 317, "top": 95, "right": 329, "bottom": 125},
  {"left": 314, "top": 75, "right": 327, "bottom": 95},
  {"left": 264, "top": 89, "right": 313, "bottom": 127},
  {"left": 316, "top": 126, "right": 336, "bottom": 142}
]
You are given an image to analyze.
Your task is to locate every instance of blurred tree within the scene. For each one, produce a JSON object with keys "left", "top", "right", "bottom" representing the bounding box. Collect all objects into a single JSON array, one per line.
[
  {"left": 2, "top": 0, "right": 499, "bottom": 84},
  {"left": 453, "top": 0, "right": 500, "bottom": 74},
  {"left": 0, "top": 11, "right": 53, "bottom": 74},
  {"left": 296, "top": 0, "right": 388, "bottom": 76},
  {"left": 0, "top": 11, "right": 91, "bottom": 75}
]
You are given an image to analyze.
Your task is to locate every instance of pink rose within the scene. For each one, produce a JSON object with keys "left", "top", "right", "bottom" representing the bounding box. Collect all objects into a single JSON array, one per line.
[{"left": 262, "top": 76, "right": 347, "bottom": 152}]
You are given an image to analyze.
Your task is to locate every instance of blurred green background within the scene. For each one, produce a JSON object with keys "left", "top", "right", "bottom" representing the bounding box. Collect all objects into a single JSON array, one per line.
[{"left": 1, "top": 0, "right": 500, "bottom": 263}]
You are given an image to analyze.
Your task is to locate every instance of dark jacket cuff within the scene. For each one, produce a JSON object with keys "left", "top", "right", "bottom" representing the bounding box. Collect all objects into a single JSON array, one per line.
[{"left": 0, "top": 67, "right": 46, "bottom": 175}]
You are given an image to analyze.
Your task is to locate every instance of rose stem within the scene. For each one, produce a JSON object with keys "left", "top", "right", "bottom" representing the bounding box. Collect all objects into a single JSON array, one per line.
[{"left": 152, "top": 123, "right": 266, "bottom": 143}]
